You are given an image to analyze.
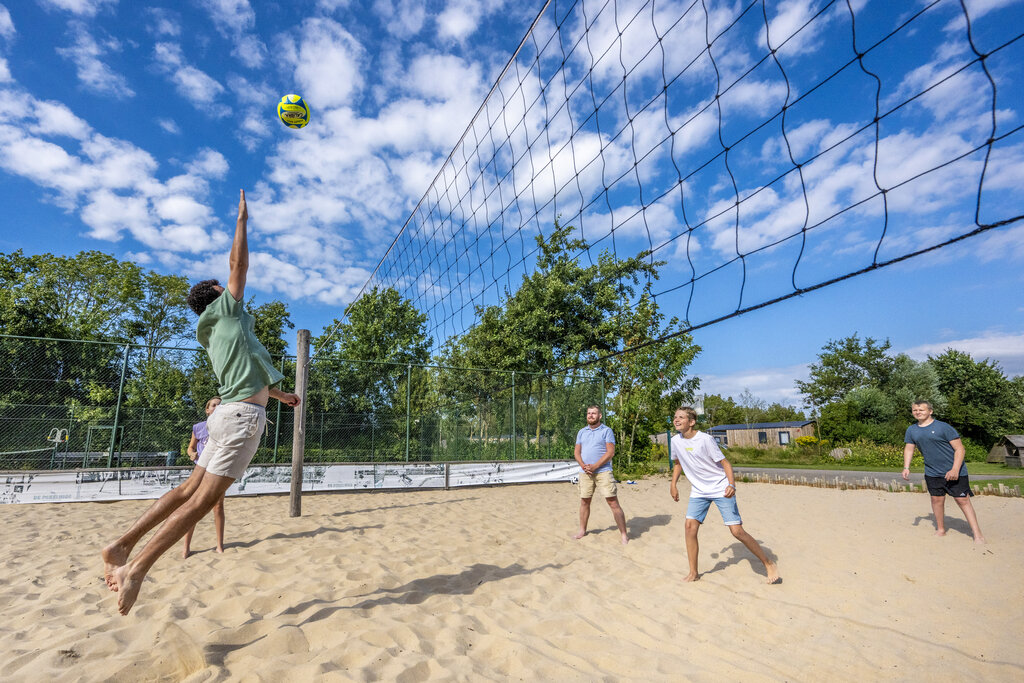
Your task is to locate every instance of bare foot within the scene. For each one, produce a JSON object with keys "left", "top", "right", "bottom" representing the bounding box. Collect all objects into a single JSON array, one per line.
[
  {"left": 934, "top": 529, "right": 947, "bottom": 537},
  {"left": 764, "top": 561, "right": 781, "bottom": 584},
  {"left": 215, "top": 546, "right": 224, "bottom": 554},
  {"left": 101, "top": 543, "right": 129, "bottom": 592},
  {"left": 182, "top": 547, "right": 191, "bottom": 559},
  {"left": 620, "top": 534, "right": 629, "bottom": 546},
  {"left": 683, "top": 572, "right": 699, "bottom": 582},
  {"left": 572, "top": 530, "right": 587, "bottom": 540},
  {"left": 974, "top": 536, "right": 987, "bottom": 545},
  {"left": 112, "top": 565, "right": 143, "bottom": 616}
]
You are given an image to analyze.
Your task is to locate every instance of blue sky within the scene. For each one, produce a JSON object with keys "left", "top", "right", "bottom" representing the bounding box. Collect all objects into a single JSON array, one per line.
[{"left": 1, "top": 0, "right": 1023, "bottom": 409}]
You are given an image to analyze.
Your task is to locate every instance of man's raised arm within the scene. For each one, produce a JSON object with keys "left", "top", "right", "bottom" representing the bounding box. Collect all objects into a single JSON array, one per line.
[{"left": 227, "top": 189, "right": 248, "bottom": 301}]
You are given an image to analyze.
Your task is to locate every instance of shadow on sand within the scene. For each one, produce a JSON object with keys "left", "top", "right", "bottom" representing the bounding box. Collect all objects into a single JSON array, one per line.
[{"left": 287, "top": 561, "right": 573, "bottom": 625}]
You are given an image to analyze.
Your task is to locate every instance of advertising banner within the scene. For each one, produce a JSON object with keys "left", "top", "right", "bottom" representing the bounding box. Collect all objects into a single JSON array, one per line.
[{"left": 0, "top": 460, "right": 578, "bottom": 505}]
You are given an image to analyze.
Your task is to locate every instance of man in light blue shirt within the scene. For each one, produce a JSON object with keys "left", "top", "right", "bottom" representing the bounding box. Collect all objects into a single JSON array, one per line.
[{"left": 573, "top": 405, "right": 628, "bottom": 544}]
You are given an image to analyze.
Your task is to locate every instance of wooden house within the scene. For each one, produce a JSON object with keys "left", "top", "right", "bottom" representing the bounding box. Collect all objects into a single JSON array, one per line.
[{"left": 708, "top": 421, "right": 816, "bottom": 448}]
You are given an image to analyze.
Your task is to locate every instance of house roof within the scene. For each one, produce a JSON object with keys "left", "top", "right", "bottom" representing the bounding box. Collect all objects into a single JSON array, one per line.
[
  {"left": 709, "top": 421, "right": 815, "bottom": 432},
  {"left": 996, "top": 435, "right": 1024, "bottom": 448}
]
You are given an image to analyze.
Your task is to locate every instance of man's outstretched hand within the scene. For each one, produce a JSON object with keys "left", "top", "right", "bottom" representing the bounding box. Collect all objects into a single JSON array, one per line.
[{"left": 238, "top": 189, "right": 248, "bottom": 222}]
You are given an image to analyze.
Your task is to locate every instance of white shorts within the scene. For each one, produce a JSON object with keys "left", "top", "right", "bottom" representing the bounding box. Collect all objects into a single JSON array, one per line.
[{"left": 197, "top": 402, "right": 266, "bottom": 479}]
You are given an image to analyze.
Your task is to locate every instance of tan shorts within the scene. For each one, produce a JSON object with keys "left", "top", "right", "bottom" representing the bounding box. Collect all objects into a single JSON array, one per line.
[
  {"left": 579, "top": 470, "right": 616, "bottom": 499},
  {"left": 197, "top": 402, "right": 266, "bottom": 479}
]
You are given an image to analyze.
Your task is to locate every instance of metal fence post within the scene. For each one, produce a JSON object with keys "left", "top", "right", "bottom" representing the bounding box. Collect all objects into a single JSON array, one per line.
[
  {"left": 290, "top": 330, "right": 310, "bottom": 517},
  {"left": 139, "top": 407, "right": 146, "bottom": 464},
  {"left": 511, "top": 371, "right": 516, "bottom": 462},
  {"left": 107, "top": 343, "right": 131, "bottom": 468},
  {"left": 666, "top": 417, "right": 672, "bottom": 467},
  {"left": 405, "top": 364, "right": 411, "bottom": 462}
]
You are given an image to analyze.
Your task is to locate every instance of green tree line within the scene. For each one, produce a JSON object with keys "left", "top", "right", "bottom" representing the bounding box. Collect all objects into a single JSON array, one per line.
[{"left": 796, "top": 334, "right": 1024, "bottom": 450}]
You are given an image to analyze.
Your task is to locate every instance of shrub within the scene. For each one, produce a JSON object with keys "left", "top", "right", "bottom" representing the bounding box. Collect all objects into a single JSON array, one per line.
[
  {"left": 819, "top": 439, "right": 922, "bottom": 469},
  {"left": 960, "top": 436, "right": 988, "bottom": 463},
  {"left": 613, "top": 443, "right": 663, "bottom": 479}
]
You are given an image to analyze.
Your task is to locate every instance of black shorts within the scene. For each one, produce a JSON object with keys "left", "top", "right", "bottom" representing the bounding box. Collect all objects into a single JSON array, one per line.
[{"left": 925, "top": 474, "right": 973, "bottom": 498}]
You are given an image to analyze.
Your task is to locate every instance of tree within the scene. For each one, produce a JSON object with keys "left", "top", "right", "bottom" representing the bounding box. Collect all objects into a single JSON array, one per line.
[
  {"left": 42, "top": 251, "right": 144, "bottom": 341},
  {"left": 700, "top": 394, "right": 745, "bottom": 428},
  {"left": 438, "top": 219, "right": 700, "bottom": 459},
  {"left": 441, "top": 219, "right": 659, "bottom": 373},
  {"left": 129, "top": 272, "right": 191, "bottom": 355},
  {"left": 738, "top": 388, "right": 766, "bottom": 427},
  {"left": 603, "top": 290, "right": 700, "bottom": 462},
  {"left": 795, "top": 334, "right": 895, "bottom": 408},
  {"left": 312, "top": 286, "right": 430, "bottom": 416},
  {"left": 248, "top": 299, "right": 294, "bottom": 358},
  {"left": 929, "top": 349, "right": 1022, "bottom": 447}
]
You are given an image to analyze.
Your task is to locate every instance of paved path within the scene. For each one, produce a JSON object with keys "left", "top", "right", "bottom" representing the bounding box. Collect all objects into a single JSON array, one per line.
[{"left": 733, "top": 467, "right": 1013, "bottom": 485}]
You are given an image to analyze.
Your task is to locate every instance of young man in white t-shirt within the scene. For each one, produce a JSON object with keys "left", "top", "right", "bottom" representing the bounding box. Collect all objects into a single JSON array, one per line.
[{"left": 670, "top": 407, "right": 780, "bottom": 584}]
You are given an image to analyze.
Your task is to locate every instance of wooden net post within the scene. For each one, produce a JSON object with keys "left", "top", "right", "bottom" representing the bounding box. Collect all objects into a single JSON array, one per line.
[{"left": 290, "top": 329, "right": 310, "bottom": 517}]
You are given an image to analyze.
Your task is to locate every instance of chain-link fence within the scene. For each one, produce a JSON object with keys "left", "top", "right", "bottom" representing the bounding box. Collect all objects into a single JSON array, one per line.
[{"left": 0, "top": 334, "right": 601, "bottom": 470}]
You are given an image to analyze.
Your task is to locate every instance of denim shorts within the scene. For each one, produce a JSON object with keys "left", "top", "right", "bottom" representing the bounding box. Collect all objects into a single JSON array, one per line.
[
  {"left": 686, "top": 495, "right": 742, "bottom": 525},
  {"left": 196, "top": 402, "right": 266, "bottom": 479}
]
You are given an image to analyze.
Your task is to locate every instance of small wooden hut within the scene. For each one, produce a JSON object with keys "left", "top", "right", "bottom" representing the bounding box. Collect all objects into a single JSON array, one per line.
[{"left": 987, "top": 435, "right": 1024, "bottom": 466}]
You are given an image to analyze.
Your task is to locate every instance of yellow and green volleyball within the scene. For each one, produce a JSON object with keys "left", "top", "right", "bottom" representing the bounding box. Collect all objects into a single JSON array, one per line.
[{"left": 277, "top": 94, "right": 310, "bottom": 129}]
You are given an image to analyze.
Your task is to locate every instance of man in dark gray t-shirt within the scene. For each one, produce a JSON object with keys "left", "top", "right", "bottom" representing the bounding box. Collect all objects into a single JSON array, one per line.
[{"left": 902, "top": 401, "right": 984, "bottom": 543}]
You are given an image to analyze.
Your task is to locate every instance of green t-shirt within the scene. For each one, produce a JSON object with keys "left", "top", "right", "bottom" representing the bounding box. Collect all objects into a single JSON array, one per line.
[{"left": 196, "top": 291, "right": 284, "bottom": 403}]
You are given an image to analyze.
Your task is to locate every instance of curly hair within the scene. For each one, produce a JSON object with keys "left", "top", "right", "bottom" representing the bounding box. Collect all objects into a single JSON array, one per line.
[{"left": 187, "top": 279, "right": 222, "bottom": 316}]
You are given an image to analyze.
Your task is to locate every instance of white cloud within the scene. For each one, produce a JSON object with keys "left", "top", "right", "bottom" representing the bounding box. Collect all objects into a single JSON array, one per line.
[
  {"left": 0, "top": 56, "right": 10, "bottom": 83},
  {"left": 903, "top": 332, "right": 1024, "bottom": 377},
  {"left": 225, "top": 75, "right": 275, "bottom": 150},
  {"left": 0, "top": 87, "right": 235, "bottom": 254},
  {"left": 975, "top": 223, "right": 1024, "bottom": 262},
  {"left": 55, "top": 23, "right": 135, "bottom": 97},
  {"left": 153, "top": 194, "right": 212, "bottom": 226},
  {"left": 317, "top": 0, "right": 351, "bottom": 11},
  {"left": 282, "top": 18, "right": 365, "bottom": 109},
  {"left": 373, "top": 0, "right": 426, "bottom": 38},
  {"left": 153, "top": 42, "right": 229, "bottom": 115},
  {"left": 185, "top": 148, "right": 229, "bottom": 178},
  {"left": 144, "top": 8, "right": 181, "bottom": 37},
  {"left": 404, "top": 53, "right": 482, "bottom": 101},
  {"left": 437, "top": 0, "right": 479, "bottom": 42},
  {"left": 30, "top": 99, "right": 91, "bottom": 140},
  {"left": 698, "top": 363, "right": 811, "bottom": 407},
  {"left": 37, "top": 0, "right": 115, "bottom": 17},
  {"left": 201, "top": 0, "right": 266, "bottom": 68},
  {"left": 156, "top": 118, "right": 180, "bottom": 134},
  {"left": 0, "top": 4, "right": 15, "bottom": 42}
]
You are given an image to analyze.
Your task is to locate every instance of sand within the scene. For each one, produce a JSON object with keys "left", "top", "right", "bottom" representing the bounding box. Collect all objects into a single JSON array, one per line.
[{"left": 2, "top": 478, "right": 1022, "bottom": 682}]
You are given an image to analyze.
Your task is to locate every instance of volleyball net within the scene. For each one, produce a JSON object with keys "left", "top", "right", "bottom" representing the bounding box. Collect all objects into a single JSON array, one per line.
[{"left": 336, "top": 0, "right": 1024, "bottom": 366}]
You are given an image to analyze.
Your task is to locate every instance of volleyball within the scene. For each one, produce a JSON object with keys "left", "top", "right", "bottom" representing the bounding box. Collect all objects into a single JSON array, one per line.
[{"left": 277, "top": 94, "right": 310, "bottom": 129}]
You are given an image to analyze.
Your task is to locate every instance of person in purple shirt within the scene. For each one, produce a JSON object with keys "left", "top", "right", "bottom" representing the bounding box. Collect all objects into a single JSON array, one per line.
[{"left": 182, "top": 397, "right": 223, "bottom": 557}]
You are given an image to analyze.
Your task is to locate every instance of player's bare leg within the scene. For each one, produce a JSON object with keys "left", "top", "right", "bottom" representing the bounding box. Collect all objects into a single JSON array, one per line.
[
  {"left": 683, "top": 518, "right": 700, "bottom": 581},
  {"left": 953, "top": 496, "right": 985, "bottom": 544},
  {"left": 213, "top": 496, "right": 225, "bottom": 552},
  {"left": 112, "top": 473, "right": 233, "bottom": 615},
  {"left": 103, "top": 467, "right": 206, "bottom": 588},
  {"left": 729, "top": 524, "right": 780, "bottom": 584},
  {"left": 930, "top": 495, "right": 947, "bottom": 536},
  {"left": 574, "top": 498, "right": 592, "bottom": 539},
  {"left": 606, "top": 497, "right": 628, "bottom": 545}
]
